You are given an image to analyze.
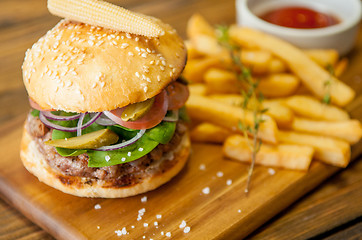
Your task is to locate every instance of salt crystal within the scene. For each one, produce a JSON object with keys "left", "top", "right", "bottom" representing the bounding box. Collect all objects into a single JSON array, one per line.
[
  {"left": 184, "top": 226, "right": 191, "bottom": 233},
  {"left": 141, "top": 196, "right": 147, "bottom": 203},
  {"left": 179, "top": 220, "right": 186, "bottom": 228},
  {"left": 216, "top": 171, "right": 224, "bottom": 177},
  {"left": 94, "top": 204, "right": 101, "bottom": 210},
  {"left": 199, "top": 164, "right": 206, "bottom": 170},
  {"left": 268, "top": 168, "right": 276, "bottom": 175},
  {"left": 202, "top": 187, "right": 210, "bottom": 195}
]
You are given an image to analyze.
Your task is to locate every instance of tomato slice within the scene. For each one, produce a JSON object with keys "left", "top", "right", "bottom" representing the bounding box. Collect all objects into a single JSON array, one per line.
[
  {"left": 166, "top": 82, "right": 189, "bottom": 110},
  {"left": 104, "top": 90, "right": 169, "bottom": 130},
  {"left": 29, "top": 98, "right": 54, "bottom": 111}
]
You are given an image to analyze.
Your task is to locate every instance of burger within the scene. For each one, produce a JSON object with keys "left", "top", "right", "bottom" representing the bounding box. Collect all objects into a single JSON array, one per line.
[{"left": 20, "top": 14, "right": 189, "bottom": 198}]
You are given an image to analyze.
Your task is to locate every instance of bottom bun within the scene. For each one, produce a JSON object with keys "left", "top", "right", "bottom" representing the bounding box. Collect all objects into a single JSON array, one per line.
[{"left": 20, "top": 127, "right": 190, "bottom": 198}]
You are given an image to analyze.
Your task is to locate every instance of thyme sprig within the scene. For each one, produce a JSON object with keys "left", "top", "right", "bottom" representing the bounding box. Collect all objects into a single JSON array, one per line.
[
  {"left": 323, "top": 64, "right": 335, "bottom": 104},
  {"left": 217, "top": 25, "right": 267, "bottom": 193}
]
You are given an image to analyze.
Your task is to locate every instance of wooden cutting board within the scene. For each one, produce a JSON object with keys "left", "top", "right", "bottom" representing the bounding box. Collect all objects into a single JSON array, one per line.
[{"left": 0, "top": 113, "right": 360, "bottom": 239}]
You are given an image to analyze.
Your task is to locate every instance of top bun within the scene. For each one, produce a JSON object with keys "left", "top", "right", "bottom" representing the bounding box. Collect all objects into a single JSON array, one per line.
[{"left": 22, "top": 19, "right": 186, "bottom": 112}]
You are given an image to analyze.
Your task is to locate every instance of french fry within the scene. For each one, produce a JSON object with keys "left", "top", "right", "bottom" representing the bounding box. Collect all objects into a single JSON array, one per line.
[
  {"left": 189, "top": 83, "right": 207, "bottom": 96},
  {"left": 184, "top": 40, "right": 204, "bottom": 60},
  {"left": 182, "top": 57, "right": 223, "bottom": 83},
  {"left": 262, "top": 100, "right": 294, "bottom": 127},
  {"left": 285, "top": 95, "right": 350, "bottom": 121},
  {"left": 229, "top": 26, "right": 355, "bottom": 106},
  {"left": 291, "top": 118, "right": 362, "bottom": 144},
  {"left": 191, "top": 122, "right": 232, "bottom": 144},
  {"left": 209, "top": 94, "right": 294, "bottom": 127},
  {"left": 209, "top": 94, "right": 244, "bottom": 106},
  {"left": 304, "top": 49, "right": 339, "bottom": 68},
  {"left": 204, "top": 68, "right": 240, "bottom": 94},
  {"left": 268, "top": 58, "right": 287, "bottom": 74},
  {"left": 258, "top": 73, "right": 300, "bottom": 97},
  {"left": 186, "top": 94, "right": 278, "bottom": 143},
  {"left": 186, "top": 13, "right": 215, "bottom": 39},
  {"left": 278, "top": 130, "right": 351, "bottom": 167},
  {"left": 223, "top": 134, "right": 314, "bottom": 170},
  {"left": 241, "top": 50, "right": 272, "bottom": 74},
  {"left": 191, "top": 34, "right": 227, "bottom": 56},
  {"left": 334, "top": 58, "right": 349, "bottom": 77}
]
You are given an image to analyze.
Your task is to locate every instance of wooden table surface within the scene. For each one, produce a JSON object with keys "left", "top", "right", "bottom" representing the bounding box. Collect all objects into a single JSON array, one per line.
[{"left": 0, "top": 0, "right": 361, "bottom": 239}]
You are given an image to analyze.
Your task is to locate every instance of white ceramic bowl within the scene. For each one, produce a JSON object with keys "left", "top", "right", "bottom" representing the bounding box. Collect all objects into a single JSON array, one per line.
[{"left": 236, "top": 0, "right": 362, "bottom": 55}]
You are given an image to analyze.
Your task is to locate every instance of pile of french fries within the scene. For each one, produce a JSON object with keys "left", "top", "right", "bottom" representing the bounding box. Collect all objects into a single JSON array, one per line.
[{"left": 184, "top": 14, "right": 362, "bottom": 170}]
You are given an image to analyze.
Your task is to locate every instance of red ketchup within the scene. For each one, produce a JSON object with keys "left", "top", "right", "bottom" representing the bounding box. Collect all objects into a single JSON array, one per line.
[{"left": 260, "top": 6, "right": 340, "bottom": 29}]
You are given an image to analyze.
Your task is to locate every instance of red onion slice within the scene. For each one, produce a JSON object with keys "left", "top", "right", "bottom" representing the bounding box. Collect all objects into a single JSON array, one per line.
[
  {"left": 77, "top": 113, "right": 86, "bottom": 136},
  {"left": 42, "top": 111, "right": 81, "bottom": 121},
  {"left": 39, "top": 112, "right": 102, "bottom": 132},
  {"left": 94, "top": 129, "right": 146, "bottom": 151},
  {"left": 95, "top": 113, "right": 117, "bottom": 126},
  {"left": 163, "top": 110, "right": 179, "bottom": 122}
]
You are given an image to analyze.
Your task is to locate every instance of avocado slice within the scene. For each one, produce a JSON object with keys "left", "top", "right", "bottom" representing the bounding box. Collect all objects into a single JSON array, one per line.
[
  {"left": 121, "top": 97, "right": 155, "bottom": 121},
  {"left": 45, "top": 129, "right": 119, "bottom": 149}
]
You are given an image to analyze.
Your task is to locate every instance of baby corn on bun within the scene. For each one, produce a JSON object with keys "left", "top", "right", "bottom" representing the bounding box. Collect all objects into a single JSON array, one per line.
[
  {"left": 22, "top": 19, "right": 186, "bottom": 112},
  {"left": 20, "top": 1, "right": 189, "bottom": 198}
]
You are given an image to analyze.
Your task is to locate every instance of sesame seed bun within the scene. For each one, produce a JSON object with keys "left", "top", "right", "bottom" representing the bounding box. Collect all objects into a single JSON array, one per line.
[
  {"left": 22, "top": 19, "right": 186, "bottom": 112},
  {"left": 20, "top": 125, "right": 190, "bottom": 198}
]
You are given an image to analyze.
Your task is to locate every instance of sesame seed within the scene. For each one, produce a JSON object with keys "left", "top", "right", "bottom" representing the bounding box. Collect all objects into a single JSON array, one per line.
[
  {"left": 160, "top": 66, "right": 165, "bottom": 71},
  {"left": 135, "top": 47, "right": 140, "bottom": 52},
  {"left": 89, "top": 35, "right": 96, "bottom": 40},
  {"left": 157, "top": 75, "right": 161, "bottom": 82},
  {"left": 216, "top": 171, "right": 224, "bottom": 177},
  {"left": 156, "top": 214, "right": 162, "bottom": 219},
  {"left": 199, "top": 164, "right": 206, "bottom": 170},
  {"left": 94, "top": 204, "right": 101, "bottom": 210},
  {"left": 146, "top": 78, "right": 151, "bottom": 82},
  {"left": 154, "top": 221, "right": 158, "bottom": 226},
  {"left": 161, "top": 232, "right": 164, "bottom": 235},
  {"left": 135, "top": 72, "right": 140, "bottom": 78},
  {"left": 141, "top": 53, "right": 147, "bottom": 58},
  {"left": 121, "top": 43, "right": 129, "bottom": 49},
  {"left": 121, "top": 157, "right": 126, "bottom": 162},
  {"left": 97, "top": 226, "right": 100, "bottom": 229},
  {"left": 111, "top": 40, "right": 117, "bottom": 46},
  {"left": 150, "top": 60, "right": 154, "bottom": 65},
  {"left": 161, "top": 60, "right": 166, "bottom": 66},
  {"left": 166, "top": 232, "right": 171, "bottom": 237},
  {"left": 143, "top": 223, "right": 148, "bottom": 227},
  {"left": 127, "top": 152, "right": 131, "bottom": 157},
  {"left": 202, "top": 187, "right": 210, "bottom": 195},
  {"left": 105, "top": 155, "right": 110, "bottom": 162},
  {"left": 128, "top": 52, "right": 134, "bottom": 56},
  {"left": 135, "top": 37, "right": 139, "bottom": 41},
  {"left": 88, "top": 40, "right": 94, "bottom": 46},
  {"left": 146, "top": 48, "right": 151, "bottom": 53},
  {"left": 238, "top": 209, "right": 242, "bottom": 213},
  {"left": 143, "top": 86, "right": 148, "bottom": 92},
  {"left": 126, "top": 33, "right": 131, "bottom": 38}
]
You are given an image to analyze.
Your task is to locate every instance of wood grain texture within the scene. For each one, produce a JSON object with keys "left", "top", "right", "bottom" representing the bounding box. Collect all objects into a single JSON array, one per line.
[{"left": 0, "top": 0, "right": 361, "bottom": 239}]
